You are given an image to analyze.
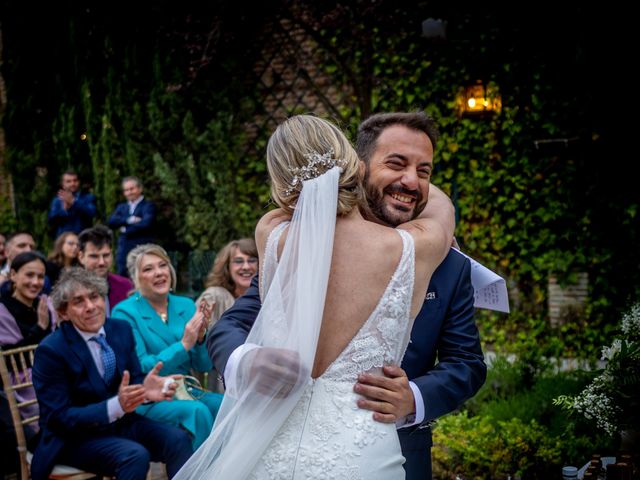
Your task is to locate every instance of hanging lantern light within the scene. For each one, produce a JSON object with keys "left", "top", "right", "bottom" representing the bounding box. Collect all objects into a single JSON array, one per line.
[{"left": 458, "top": 81, "right": 502, "bottom": 116}]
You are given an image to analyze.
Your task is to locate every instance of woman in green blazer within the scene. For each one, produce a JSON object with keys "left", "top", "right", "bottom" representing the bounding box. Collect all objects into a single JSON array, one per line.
[{"left": 111, "top": 243, "right": 223, "bottom": 449}]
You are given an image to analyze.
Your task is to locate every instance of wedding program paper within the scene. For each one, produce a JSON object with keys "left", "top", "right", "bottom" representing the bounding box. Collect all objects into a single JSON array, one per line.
[{"left": 453, "top": 249, "right": 510, "bottom": 313}]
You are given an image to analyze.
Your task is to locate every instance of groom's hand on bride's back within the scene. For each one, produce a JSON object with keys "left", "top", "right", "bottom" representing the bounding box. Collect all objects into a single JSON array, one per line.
[
  {"left": 354, "top": 365, "right": 416, "bottom": 423},
  {"left": 246, "top": 347, "right": 308, "bottom": 398}
]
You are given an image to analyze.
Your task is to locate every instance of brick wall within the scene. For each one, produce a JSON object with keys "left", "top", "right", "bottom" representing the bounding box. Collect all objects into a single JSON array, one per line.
[{"left": 548, "top": 272, "right": 588, "bottom": 326}]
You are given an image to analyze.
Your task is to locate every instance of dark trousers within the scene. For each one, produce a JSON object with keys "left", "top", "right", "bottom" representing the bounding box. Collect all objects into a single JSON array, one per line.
[
  {"left": 399, "top": 427, "right": 432, "bottom": 480},
  {"left": 57, "top": 415, "right": 192, "bottom": 480}
]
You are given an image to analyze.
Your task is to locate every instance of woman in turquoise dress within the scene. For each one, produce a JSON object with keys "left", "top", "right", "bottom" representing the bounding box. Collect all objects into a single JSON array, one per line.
[{"left": 111, "top": 243, "right": 223, "bottom": 449}]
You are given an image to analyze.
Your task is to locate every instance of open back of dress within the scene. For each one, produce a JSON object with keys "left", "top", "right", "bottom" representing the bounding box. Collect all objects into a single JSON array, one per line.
[
  {"left": 249, "top": 224, "right": 415, "bottom": 479},
  {"left": 174, "top": 167, "right": 415, "bottom": 480}
]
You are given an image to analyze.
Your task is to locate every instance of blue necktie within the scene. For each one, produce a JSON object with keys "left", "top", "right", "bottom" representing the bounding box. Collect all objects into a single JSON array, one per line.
[{"left": 91, "top": 335, "right": 116, "bottom": 384}]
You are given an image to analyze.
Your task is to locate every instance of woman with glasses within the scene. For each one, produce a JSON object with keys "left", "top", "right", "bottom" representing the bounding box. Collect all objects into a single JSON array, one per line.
[
  {"left": 196, "top": 238, "right": 258, "bottom": 329},
  {"left": 111, "top": 243, "right": 224, "bottom": 450},
  {"left": 195, "top": 239, "right": 258, "bottom": 392}
]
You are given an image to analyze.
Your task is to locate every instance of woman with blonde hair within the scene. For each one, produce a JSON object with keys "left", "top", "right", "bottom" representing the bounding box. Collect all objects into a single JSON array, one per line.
[
  {"left": 111, "top": 243, "right": 223, "bottom": 450},
  {"left": 177, "top": 114, "right": 455, "bottom": 479}
]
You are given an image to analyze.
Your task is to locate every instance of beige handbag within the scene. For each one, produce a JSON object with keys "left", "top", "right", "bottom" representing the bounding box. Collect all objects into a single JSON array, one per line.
[{"left": 173, "top": 375, "right": 208, "bottom": 401}]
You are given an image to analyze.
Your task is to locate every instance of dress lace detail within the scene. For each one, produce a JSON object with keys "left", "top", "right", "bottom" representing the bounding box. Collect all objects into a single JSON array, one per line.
[{"left": 250, "top": 229, "right": 415, "bottom": 479}]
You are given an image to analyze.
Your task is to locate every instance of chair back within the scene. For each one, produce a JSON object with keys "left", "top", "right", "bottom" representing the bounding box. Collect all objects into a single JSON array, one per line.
[
  {"left": 0, "top": 344, "right": 99, "bottom": 480},
  {"left": 0, "top": 344, "right": 39, "bottom": 480}
]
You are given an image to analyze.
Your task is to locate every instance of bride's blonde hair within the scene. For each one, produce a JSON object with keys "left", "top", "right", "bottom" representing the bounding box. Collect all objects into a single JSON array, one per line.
[{"left": 266, "top": 115, "right": 364, "bottom": 215}]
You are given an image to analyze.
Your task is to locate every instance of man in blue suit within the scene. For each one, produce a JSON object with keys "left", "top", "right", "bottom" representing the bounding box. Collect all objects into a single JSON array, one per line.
[
  {"left": 207, "top": 112, "right": 487, "bottom": 479},
  {"left": 31, "top": 268, "right": 192, "bottom": 480},
  {"left": 108, "top": 176, "right": 157, "bottom": 277},
  {"left": 48, "top": 171, "right": 97, "bottom": 238}
]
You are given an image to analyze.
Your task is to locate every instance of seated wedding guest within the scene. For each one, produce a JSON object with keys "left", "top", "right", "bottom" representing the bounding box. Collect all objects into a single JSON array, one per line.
[
  {"left": 0, "top": 231, "right": 36, "bottom": 284},
  {"left": 31, "top": 268, "right": 192, "bottom": 480},
  {"left": 0, "top": 251, "right": 56, "bottom": 431},
  {"left": 196, "top": 238, "right": 258, "bottom": 330},
  {"left": 196, "top": 238, "right": 258, "bottom": 392},
  {"left": 0, "top": 239, "right": 46, "bottom": 477},
  {"left": 0, "top": 251, "right": 55, "bottom": 349},
  {"left": 46, "top": 232, "right": 80, "bottom": 286},
  {"left": 111, "top": 244, "right": 223, "bottom": 450},
  {"left": 0, "top": 232, "right": 54, "bottom": 296},
  {"left": 78, "top": 225, "right": 133, "bottom": 315}
]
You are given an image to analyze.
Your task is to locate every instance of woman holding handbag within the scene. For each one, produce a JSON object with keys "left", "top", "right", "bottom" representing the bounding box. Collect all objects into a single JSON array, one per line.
[{"left": 111, "top": 243, "right": 223, "bottom": 450}]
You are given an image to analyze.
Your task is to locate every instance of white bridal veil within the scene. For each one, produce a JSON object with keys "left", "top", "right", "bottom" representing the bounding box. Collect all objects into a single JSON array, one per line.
[{"left": 174, "top": 166, "right": 341, "bottom": 479}]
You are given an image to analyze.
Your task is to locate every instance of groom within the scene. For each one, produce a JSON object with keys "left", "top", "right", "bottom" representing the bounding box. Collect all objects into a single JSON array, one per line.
[{"left": 207, "top": 111, "right": 486, "bottom": 479}]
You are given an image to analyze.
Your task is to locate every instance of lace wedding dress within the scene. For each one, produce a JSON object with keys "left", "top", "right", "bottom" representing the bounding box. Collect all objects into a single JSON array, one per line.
[
  {"left": 173, "top": 167, "right": 417, "bottom": 480},
  {"left": 249, "top": 222, "right": 415, "bottom": 480}
]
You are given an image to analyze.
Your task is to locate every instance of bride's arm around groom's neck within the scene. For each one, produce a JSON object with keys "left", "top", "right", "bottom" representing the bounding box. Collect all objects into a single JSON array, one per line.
[{"left": 399, "top": 183, "right": 455, "bottom": 265}]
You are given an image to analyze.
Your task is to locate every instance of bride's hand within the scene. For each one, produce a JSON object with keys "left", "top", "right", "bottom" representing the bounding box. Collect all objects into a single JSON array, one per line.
[{"left": 245, "top": 347, "right": 308, "bottom": 398}]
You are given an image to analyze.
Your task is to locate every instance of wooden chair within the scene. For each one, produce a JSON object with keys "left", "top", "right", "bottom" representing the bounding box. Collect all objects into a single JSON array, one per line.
[{"left": 0, "top": 344, "right": 95, "bottom": 480}]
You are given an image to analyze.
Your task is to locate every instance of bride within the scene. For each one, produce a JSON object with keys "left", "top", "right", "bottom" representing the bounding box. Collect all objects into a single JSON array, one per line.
[{"left": 175, "top": 114, "right": 454, "bottom": 479}]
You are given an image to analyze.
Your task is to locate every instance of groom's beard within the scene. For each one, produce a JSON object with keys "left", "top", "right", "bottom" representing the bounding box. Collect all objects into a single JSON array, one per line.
[{"left": 363, "top": 170, "right": 425, "bottom": 228}]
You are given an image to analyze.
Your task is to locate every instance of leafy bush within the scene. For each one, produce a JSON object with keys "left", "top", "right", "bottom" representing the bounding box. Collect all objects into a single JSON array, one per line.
[
  {"left": 554, "top": 302, "right": 640, "bottom": 437},
  {"left": 2, "top": 4, "right": 638, "bottom": 333},
  {"left": 432, "top": 413, "right": 562, "bottom": 479},
  {"left": 151, "top": 111, "right": 253, "bottom": 250},
  {"left": 442, "top": 351, "right": 618, "bottom": 478}
]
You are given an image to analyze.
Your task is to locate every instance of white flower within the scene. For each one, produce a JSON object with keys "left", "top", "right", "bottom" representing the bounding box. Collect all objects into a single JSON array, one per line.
[
  {"left": 573, "top": 381, "right": 621, "bottom": 436},
  {"left": 621, "top": 302, "right": 640, "bottom": 338},
  {"left": 555, "top": 301, "right": 640, "bottom": 436},
  {"left": 601, "top": 339, "right": 622, "bottom": 361}
]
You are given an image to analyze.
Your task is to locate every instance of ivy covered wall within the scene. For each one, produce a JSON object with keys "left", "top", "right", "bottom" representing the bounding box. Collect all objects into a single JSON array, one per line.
[{"left": 1, "top": 1, "right": 637, "bottom": 352}]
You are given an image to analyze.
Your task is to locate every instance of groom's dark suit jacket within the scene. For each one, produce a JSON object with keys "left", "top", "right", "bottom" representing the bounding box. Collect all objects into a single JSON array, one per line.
[
  {"left": 31, "top": 319, "right": 147, "bottom": 480},
  {"left": 207, "top": 248, "right": 487, "bottom": 479}
]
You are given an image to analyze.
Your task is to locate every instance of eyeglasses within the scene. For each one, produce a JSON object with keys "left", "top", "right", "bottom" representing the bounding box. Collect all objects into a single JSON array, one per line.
[{"left": 231, "top": 257, "right": 258, "bottom": 266}]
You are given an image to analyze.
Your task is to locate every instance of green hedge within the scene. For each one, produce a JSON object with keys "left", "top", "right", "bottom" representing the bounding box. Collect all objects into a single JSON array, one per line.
[{"left": 2, "top": 4, "right": 638, "bottom": 351}]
